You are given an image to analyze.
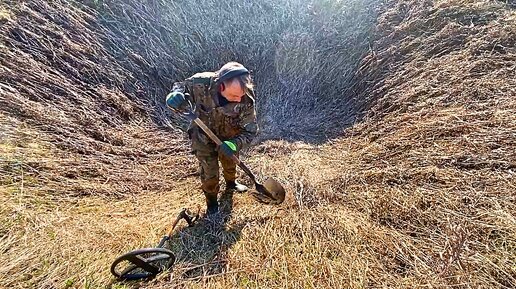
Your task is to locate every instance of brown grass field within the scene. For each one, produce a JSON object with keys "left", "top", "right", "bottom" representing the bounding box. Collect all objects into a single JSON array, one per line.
[{"left": 1, "top": 0, "right": 515, "bottom": 288}]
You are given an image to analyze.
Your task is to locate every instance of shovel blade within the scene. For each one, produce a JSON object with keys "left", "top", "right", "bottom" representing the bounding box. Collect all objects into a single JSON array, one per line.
[{"left": 254, "top": 177, "right": 286, "bottom": 204}]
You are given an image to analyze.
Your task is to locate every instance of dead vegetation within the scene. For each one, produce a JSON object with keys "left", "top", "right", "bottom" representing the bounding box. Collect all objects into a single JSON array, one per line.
[{"left": 1, "top": 0, "right": 515, "bottom": 288}]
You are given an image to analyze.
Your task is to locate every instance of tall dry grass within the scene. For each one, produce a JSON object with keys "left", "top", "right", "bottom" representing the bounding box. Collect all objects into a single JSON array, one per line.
[{"left": 1, "top": 0, "right": 515, "bottom": 288}]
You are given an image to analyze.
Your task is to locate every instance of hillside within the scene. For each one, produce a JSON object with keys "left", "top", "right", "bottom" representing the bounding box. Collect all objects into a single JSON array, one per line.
[{"left": 1, "top": 0, "right": 515, "bottom": 288}]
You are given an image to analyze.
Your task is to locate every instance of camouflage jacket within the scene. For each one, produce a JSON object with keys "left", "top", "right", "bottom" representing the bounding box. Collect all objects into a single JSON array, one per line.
[{"left": 172, "top": 71, "right": 258, "bottom": 150}]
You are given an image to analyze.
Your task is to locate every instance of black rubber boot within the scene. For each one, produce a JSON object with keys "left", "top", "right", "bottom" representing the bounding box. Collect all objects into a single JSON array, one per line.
[
  {"left": 204, "top": 191, "right": 219, "bottom": 215},
  {"left": 225, "top": 180, "right": 248, "bottom": 193}
]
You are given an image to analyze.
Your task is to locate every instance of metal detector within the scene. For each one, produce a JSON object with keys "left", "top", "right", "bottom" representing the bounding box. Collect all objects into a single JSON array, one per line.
[{"left": 110, "top": 208, "right": 199, "bottom": 280}]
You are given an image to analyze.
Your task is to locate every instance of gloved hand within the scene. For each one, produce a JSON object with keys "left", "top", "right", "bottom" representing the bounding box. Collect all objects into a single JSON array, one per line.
[
  {"left": 166, "top": 91, "right": 186, "bottom": 111},
  {"left": 219, "top": 140, "right": 237, "bottom": 157}
]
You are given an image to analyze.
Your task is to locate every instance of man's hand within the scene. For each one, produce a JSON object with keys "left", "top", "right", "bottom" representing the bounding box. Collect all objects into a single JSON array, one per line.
[
  {"left": 219, "top": 140, "right": 237, "bottom": 157},
  {"left": 166, "top": 91, "right": 186, "bottom": 111}
]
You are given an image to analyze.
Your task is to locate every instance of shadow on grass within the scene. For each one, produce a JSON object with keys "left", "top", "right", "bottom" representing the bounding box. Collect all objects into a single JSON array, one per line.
[{"left": 171, "top": 189, "right": 243, "bottom": 280}]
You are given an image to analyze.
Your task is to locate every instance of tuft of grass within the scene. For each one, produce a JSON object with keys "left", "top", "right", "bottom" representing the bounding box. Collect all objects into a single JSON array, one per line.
[{"left": 0, "top": 7, "right": 12, "bottom": 22}]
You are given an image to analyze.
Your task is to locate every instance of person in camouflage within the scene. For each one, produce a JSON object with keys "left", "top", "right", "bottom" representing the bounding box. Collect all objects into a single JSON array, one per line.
[{"left": 166, "top": 62, "right": 258, "bottom": 215}]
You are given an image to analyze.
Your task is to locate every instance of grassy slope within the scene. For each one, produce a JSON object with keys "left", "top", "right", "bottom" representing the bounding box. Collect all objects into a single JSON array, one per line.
[{"left": 1, "top": 0, "right": 515, "bottom": 288}]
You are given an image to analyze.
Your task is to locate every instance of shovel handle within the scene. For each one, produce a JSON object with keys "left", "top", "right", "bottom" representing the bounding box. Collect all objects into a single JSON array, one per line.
[
  {"left": 236, "top": 161, "right": 258, "bottom": 184},
  {"left": 192, "top": 118, "right": 224, "bottom": 146},
  {"left": 180, "top": 110, "right": 285, "bottom": 204},
  {"left": 193, "top": 117, "right": 240, "bottom": 162},
  {"left": 188, "top": 114, "right": 258, "bottom": 183}
]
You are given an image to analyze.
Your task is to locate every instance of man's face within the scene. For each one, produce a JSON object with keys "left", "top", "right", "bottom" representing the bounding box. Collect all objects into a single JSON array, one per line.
[{"left": 221, "top": 79, "right": 245, "bottom": 102}]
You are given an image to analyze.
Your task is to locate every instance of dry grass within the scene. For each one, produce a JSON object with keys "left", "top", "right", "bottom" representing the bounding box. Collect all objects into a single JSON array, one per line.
[{"left": 1, "top": 0, "right": 516, "bottom": 288}]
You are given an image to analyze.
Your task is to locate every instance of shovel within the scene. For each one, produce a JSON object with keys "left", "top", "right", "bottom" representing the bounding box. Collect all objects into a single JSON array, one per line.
[{"left": 182, "top": 107, "right": 286, "bottom": 205}]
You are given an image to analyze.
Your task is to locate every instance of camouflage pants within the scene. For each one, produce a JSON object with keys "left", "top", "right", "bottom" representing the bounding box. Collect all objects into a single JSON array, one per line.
[{"left": 191, "top": 130, "right": 237, "bottom": 196}]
